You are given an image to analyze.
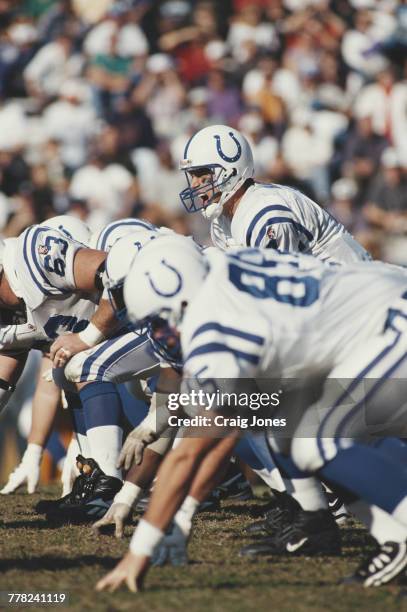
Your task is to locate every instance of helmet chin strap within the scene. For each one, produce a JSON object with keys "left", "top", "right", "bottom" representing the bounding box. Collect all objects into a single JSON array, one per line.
[
  {"left": 200, "top": 168, "right": 239, "bottom": 220},
  {"left": 202, "top": 201, "right": 224, "bottom": 220}
]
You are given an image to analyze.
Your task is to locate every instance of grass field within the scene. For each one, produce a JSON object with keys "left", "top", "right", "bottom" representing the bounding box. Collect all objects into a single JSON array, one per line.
[{"left": 0, "top": 485, "right": 405, "bottom": 612}]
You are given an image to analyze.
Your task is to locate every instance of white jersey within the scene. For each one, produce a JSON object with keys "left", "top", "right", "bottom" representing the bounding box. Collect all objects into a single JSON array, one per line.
[
  {"left": 6, "top": 225, "right": 98, "bottom": 341},
  {"left": 181, "top": 248, "right": 407, "bottom": 387},
  {"left": 211, "top": 183, "right": 370, "bottom": 264},
  {"left": 92, "top": 218, "right": 156, "bottom": 252}
]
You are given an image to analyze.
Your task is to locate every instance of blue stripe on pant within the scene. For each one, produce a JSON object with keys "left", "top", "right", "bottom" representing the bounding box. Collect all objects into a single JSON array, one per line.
[
  {"left": 235, "top": 433, "right": 278, "bottom": 471},
  {"left": 316, "top": 331, "right": 402, "bottom": 462},
  {"left": 295, "top": 331, "right": 407, "bottom": 515},
  {"left": 80, "top": 333, "right": 150, "bottom": 381}
]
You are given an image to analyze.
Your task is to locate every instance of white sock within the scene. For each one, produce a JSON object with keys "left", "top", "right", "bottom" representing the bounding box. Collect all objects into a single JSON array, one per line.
[
  {"left": 393, "top": 496, "right": 407, "bottom": 529},
  {"left": 349, "top": 500, "right": 407, "bottom": 543},
  {"left": 283, "top": 477, "right": 328, "bottom": 511},
  {"left": 76, "top": 432, "right": 91, "bottom": 456},
  {"left": 175, "top": 495, "right": 200, "bottom": 536},
  {"left": 86, "top": 425, "right": 122, "bottom": 479},
  {"left": 253, "top": 467, "right": 286, "bottom": 492}
]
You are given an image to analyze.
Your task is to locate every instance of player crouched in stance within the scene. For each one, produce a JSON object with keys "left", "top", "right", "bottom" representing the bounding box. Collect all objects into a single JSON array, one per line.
[
  {"left": 97, "top": 235, "right": 407, "bottom": 592},
  {"left": 0, "top": 215, "right": 129, "bottom": 519},
  {"left": 0, "top": 215, "right": 174, "bottom": 526},
  {"left": 43, "top": 223, "right": 180, "bottom": 527},
  {"left": 0, "top": 216, "right": 94, "bottom": 496}
]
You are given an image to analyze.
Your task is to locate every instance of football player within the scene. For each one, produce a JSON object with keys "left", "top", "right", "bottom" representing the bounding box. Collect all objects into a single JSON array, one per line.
[
  {"left": 0, "top": 215, "right": 92, "bottom": 495},
  {"left": 179, "top": 125, "right": 371, "bottom": 538},
  {"left": 97, "top": 235, "right": 407, "bottom": 591},
  {"left": 0, "top": 219, "right": 126, "bottom": 511},
  {"left": 48, "top": 223, "right": 179, "bottom": 525},
  {"left": 179, "top": 124, "right": 371, "bottom": 262}
]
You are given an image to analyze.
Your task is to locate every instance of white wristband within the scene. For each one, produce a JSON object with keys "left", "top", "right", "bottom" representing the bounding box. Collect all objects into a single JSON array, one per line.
[
  {"left": 129, "top": 519, "right": 164, "bottom": 557},
  {"left": 78, "top": 322, "right": 105, "bottom": 348},
  {"left": 114, "top": 481, "right": 142, "bottom": 507}
]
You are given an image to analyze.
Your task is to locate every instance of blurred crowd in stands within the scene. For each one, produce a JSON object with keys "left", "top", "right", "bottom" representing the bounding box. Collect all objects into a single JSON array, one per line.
[{"left": 0, "top": 0, "right": 406, "bottom": 261}]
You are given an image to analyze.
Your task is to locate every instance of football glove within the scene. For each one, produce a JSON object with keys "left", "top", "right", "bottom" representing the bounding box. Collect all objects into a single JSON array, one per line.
[
  {"left": 151, "top": 522, "right": 189, "bottom": 566},
  {"left": 151, "top": 496, "right": 197, "bottom": 566},
  {"left": 0, "top": 443, "right": 43, "bottom": 494},
  {"left": 92, "top": 481, "right": 141, "bottom": 537},
  {"left": 60, "top": 437, "right": 80, "bottom": 496},
  {"left": 117, "top": 395, "right": 171, "bottom": 470},
  {"left": 92, "top": 502, "right": 131, "bottom": 538}
]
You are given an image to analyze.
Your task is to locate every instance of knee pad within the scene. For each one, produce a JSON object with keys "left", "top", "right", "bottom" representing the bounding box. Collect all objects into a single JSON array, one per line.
[
  {"left": 0, "top": 379, "right": 15, "bottom": 414},
  {"left": 291, "top": 437, "right": 328, "bottom": 473}
]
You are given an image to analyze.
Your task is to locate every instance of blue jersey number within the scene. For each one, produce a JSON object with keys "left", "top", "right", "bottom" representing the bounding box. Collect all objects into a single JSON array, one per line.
[
  {"left": 228, "top": 261, "right": 319, "bottom": 306},
  {"left": 44, "top": 315, "right": 88, "bottom": 339},
  {"left": 44, "top": 236, "right": 68, "bottom": 278}
]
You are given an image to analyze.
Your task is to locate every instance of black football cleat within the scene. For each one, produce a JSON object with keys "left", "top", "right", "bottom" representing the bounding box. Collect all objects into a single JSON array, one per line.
[
  {"left": 35, "top": 455, "right": 122, "bottom": 524},
  {"left": 214, "top": 471, "right": 253, "bottom": 502},
  {"left": 240, "top": 509, "right": 342, "bottom": 557},
  {"left": 35, "top": 473, "right": 86, "bottom": 515},
  {"left": 245, "top": 491, "right": 301, "bottom": 535},
  {"left": 197, "top": 489, "right": 221, "bottom": 513},
  {"left": 342, "top": 541, "right": 407, "bottom": 587},
  {"left": 324, "top": 490, "right": 349, "bottom": 525},
  {"left": 197, "top": 471, "right": 252, "bottom": 513}
]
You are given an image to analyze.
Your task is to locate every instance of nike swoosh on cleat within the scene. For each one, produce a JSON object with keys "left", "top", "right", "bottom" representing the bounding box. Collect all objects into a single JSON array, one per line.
[
  {"left": 87, "top": 499, "right": 110, "bottom": 508},
  {"left": 286, "top": 538, "right": 308, "bottom": 552}
]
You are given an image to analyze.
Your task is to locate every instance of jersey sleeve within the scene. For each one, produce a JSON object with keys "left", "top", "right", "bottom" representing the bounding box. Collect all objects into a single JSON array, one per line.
[
  {"left": 0, "top": 322, "right": 46, "bottom": 351},
  {"left": 17, "top": 226, "right": 84, "bottom": 309},
  {"left": 248, "top": 212, "right": 312, "bottom": 253},
  {"left": 180, "top": 317, "right": 267, "bottom": 415}
]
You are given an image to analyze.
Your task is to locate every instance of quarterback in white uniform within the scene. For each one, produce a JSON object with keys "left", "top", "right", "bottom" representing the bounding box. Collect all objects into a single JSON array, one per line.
[
  {"left": 96, "top": 235, "right": 407, "bottom": 592},
  {"left": 179, "top": 124, "right": 370, "bottom": 264}
]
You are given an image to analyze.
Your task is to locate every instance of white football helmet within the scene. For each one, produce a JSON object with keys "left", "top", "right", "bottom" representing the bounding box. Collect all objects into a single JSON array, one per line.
[
  {"left": 104, "top": 227, "right": 162, "bottom": 319},
  {"left": 179, "top": 124, "right": 254, "bottom": 220},
  {"left": 124, "top": 234, "right": 208, "bottom": 327},
  {"left": 42, "top": 215, "right": 91, "bottom": 246},
  {"left": 89, "top": 218, "right": 157, "bottom": 251}
]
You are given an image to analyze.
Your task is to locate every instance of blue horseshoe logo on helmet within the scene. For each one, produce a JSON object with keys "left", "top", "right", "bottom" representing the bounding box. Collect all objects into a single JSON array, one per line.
[
  {"left": 214, "top": 132, "right": 242, "bottom": 163},
  {"left": 146, "top": 259, "right": 183, "bottom": 297}
]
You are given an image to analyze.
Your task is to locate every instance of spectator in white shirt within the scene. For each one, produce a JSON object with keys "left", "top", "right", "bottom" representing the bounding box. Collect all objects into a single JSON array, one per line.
[
  {"left": 41, "top": 79, "right": 97, "bottom": 171},
  {"left": 24, "top": 33, "right": 79, "bottom": 101},
  {"left": 354, "top": 67, "right": 407, "bottom": 163}
]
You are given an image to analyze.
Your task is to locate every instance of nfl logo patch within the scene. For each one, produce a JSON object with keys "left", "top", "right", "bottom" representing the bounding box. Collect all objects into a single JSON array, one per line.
[
  {"left": 38, "top": 245, "right": 49, "bottom": 255},
  {"left": 267, "top": 226, "right": 276, "bottom": 240}
]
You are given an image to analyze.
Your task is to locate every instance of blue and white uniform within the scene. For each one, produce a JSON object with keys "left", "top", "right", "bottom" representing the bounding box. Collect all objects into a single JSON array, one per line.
[
  {"left": 61, "top": 219, "right": 161, "bottom": 386},
  {"left": 1, "top": 221, "right": 160, "bottom": 389},
  {"left": 210, "top": 183, "right": 372, "bottom": 489},
  {"left": 180, "top": 248, "right": 407, "bottom": 498},
  {"left": 211, "top": 183, "right": 370, "bottom": 264},
  {"left": 6, "top": 225, "right": 97, "bottom": 342}
]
